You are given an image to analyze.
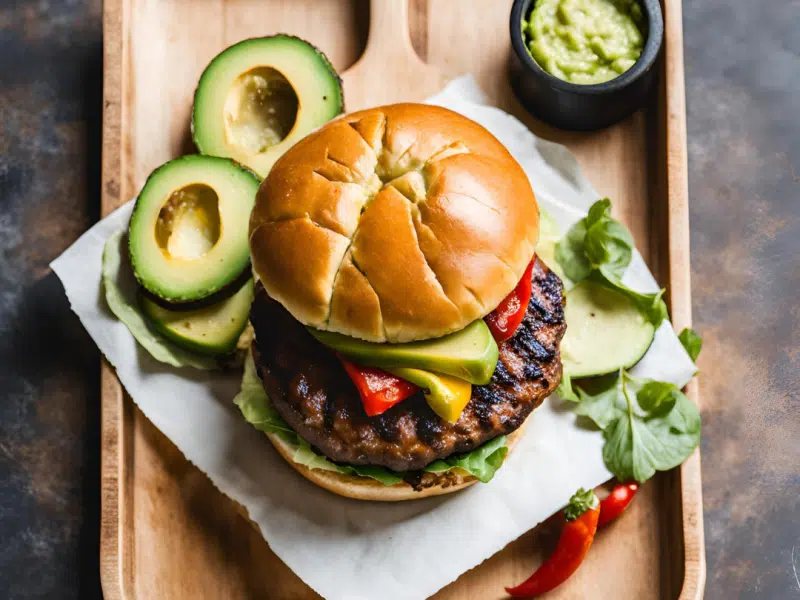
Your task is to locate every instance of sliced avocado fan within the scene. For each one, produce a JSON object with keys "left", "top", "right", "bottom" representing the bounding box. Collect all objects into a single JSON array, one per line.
[
  {"left": 128, "top": 154, "right": 259, "bottom": 303},
  {"left": 192, "top": 35, "right": 344, "bottom": 178}
]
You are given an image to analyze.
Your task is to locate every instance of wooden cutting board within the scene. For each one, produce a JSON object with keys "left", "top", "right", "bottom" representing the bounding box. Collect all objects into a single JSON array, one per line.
[{"left": 99, "top": 0, "right": 704, "bottom": 598}]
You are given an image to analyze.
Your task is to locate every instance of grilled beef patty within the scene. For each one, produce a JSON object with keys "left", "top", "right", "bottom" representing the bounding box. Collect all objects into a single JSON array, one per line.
[{"left": 251, "top": 258, "right": 566, "bottom": 472}]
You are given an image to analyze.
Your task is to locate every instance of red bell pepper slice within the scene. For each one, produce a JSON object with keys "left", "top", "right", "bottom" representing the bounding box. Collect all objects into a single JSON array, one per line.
[
  {"left": 597, "top": 481, "right": 639, "bottom": 528},
  {"left": 505, "top": 488, "right": 599, "bottom": 598},
  {"left": 339, "top": 356, "right": 419, "bottom": 417},
  {"left": 485, "top": 258, "right": 535, "bottom": 344}
]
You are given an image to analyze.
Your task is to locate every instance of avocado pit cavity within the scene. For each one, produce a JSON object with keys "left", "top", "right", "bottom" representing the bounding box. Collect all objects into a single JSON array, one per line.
[
  {"left": 155, "top": 183, "right": 221, "bottom": 260},
  {"left": 224, "top": 67, "right": 299, "bottom": 155}
]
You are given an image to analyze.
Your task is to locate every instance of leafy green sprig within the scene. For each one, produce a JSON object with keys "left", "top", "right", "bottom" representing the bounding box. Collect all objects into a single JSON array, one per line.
[
  {"left": 678, "top": 328, "right": 703, "bottom": 362},
  {"left": 562, "top": 370, "right": 701, "bottom": 483},
  {"left": 553, "top": 199, "right": 703, "bottom": 483},
  {"left": 555, "top": 199, "right": 668, "bottom": 326}
]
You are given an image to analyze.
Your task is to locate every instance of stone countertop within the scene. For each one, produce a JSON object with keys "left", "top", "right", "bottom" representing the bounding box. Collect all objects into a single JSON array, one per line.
[{"left": 0, "top": 1, "right": 797, "bottom": 598}]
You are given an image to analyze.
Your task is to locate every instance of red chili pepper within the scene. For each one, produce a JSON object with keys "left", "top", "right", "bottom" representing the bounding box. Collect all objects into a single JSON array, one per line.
[
  {"left": 505, "top": 488, "right": 599, "bottom": 598},
  {"left": 485, "top": 258, "right": 535, "bottom": 343},
  {"left": 597, "top": 482, "right": 639, "bottom": 528},
  {"left": 339, "top": 357, "right": 419, "bottom": 417}
]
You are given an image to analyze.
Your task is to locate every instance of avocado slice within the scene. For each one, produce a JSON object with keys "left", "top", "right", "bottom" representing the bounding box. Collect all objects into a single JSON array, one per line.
[
  {"left": 386, "top": 368, "right": 472, "bottom": 423},
  {"left": 140, "top": 278, "right": 254, "bottom": 356},
  {"left": 309, "top": 320, "right": 499, "bottom": 385},
  {"left": 192, "top": 35, "right": 344, "bottom": 178},
  {"left": 561, "top": 280, "right": 655, "bottom": 378},
  {"left": 128, "top": 155, "right": 259, "bottom": 304}
]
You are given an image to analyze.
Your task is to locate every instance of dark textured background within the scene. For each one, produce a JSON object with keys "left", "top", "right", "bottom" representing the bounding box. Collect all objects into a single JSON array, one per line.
[{"left": 0, "top": 1, "right": 797, "bottom": 598}]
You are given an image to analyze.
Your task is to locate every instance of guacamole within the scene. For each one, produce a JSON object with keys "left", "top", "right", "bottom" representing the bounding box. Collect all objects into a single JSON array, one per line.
[{"left": 523, "top": 0, "right": 645, "bottom": 84}]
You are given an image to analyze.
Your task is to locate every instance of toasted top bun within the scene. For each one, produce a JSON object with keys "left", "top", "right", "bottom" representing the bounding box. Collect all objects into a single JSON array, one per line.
[
  {"left": 249, "top": 103, "right": 539, "bottom": 343},
  {"left": 264, "top": 421, "right": 527, "bottom": 502}
]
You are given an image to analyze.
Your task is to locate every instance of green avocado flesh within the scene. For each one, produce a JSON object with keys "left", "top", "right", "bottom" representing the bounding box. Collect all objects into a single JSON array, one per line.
[
  {"left": 128, "top": 155, "right": 259, "bottom": 303},
  {"left": 309, "top": 320, "right": 499, "bottom": 385},
  {"left": 561, "top": 280, "right": 655, "bottom": 377},
  {"left": 523, "top": 0, "right": 645, "bottom": 85},
  {"left": 140, "top": 278, "right": 254, "bottom": 356},
  {"left": 192, "top": 35, "right": 344, "bottom": 178}
]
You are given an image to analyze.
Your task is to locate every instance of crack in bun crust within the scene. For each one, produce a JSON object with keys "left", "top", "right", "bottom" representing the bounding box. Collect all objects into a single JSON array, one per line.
[{"left": 249, "top": 103, "right": 540, "bottom": 343}]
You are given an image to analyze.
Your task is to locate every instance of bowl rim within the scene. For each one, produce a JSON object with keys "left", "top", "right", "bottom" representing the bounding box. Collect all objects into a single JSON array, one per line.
[{"left": 510, "top": 0, "right": 664, "bottom": 95}]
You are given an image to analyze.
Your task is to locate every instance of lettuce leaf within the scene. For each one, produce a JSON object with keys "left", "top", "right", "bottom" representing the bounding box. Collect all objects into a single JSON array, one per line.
[
  {"left": 424, "top": 435, "right": 508, "bottom": 483},
  {"left": 234, "top": 351, "right": 509, "bottom": 486},
  {"left": 101, "top": 231, "right": 219, "bottom": 370},
  {"left": 555, "top": 370, "right": 581, "bottom": 403},
  {"left": 233, "top": 351, "right": 296, "bottom": 439},
  {"left": 293, "top": 440, "right": 406, "bottom": 486}
]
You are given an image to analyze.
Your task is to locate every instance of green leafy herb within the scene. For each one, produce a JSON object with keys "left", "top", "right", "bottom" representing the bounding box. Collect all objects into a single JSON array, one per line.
[
  {"left": 102, "top": 231, "right": 219, "bottom": 370},
  {"left": 556, "top": 198, "right": 633, "bottom": 281},
  {"left": 564, "top": 487, "right": 599, "bottom": 521},
  {"left": 555, "top": 211, "right": 593, "bottom": 281},
  {"left": 595, "top": 266, "right": 668, "bottom": 326},
  {"left": 582, "top": 199, "right": 634, "bottom": 279},
  {"left": 555, "top": 199, "right": 668, "bottom": 327},
  {"left": 234, "top": 352, "right": 509, "bottom": 486},
  {"left": 574, "top": 369, "right": 702, "bottom": 483},
  {"left": 678, "top": 328, "right": 703, "bottom": 362},
  {"left": 573, "top": 373, "right": 627, "bottom": 429}
]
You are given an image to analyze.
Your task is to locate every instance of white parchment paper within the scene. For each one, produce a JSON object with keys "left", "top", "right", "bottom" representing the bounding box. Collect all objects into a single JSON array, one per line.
[{"left": 51, "top": 76, "right": 697, "bottom": 600}]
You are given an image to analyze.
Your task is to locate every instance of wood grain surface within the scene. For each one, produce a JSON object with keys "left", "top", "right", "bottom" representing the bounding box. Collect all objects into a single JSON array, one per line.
[{"left": 96, "top": 0, "right": 703, "bottom": 598}]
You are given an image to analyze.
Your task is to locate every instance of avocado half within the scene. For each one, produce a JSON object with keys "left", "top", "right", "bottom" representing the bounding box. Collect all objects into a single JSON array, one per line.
[
  {"left": 128, "top": 154, "right": 259, "bottom": 303},
  {"left": 192, "top": 35, "right": 344, "bottom": 178}
]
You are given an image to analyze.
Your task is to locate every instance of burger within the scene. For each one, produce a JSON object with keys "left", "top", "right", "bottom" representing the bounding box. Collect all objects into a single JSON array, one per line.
[{"left": 246, "top": 103, "right": 566, "bottom": 501}]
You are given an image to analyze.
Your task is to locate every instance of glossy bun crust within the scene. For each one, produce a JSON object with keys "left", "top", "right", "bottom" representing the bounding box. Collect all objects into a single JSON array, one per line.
[{"left": 249, "top": 103, "right": 539, "bottom": 342}]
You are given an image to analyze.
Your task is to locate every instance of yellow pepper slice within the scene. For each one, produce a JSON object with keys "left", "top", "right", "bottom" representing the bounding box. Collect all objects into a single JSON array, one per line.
[{"left": 386, "top": 367, "right": 472, "bottom": 423}]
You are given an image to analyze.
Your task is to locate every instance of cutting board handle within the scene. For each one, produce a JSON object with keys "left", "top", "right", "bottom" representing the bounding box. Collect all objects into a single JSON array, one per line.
[
  {"left": 362, "top": 0, "right": 420, "bottom": 66},
  {"left": 342, "top": 0, "right": 443, "bottom": 109}
]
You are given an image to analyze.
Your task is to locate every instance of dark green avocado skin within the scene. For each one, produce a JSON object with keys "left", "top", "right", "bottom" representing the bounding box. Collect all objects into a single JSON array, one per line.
[
  {"left": 191, "top": 34, "right": 344, "bottom": 152},
  {"left": 139, "top": 277, "right": 254, "bottom": 356},
  {"left": 191, "top": 35, "right": 345, "bottom": 178}
]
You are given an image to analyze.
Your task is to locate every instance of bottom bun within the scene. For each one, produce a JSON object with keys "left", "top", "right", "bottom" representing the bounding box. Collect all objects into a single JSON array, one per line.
[{"left": 265, "top": 420, "right": 529, "bottom": 502}]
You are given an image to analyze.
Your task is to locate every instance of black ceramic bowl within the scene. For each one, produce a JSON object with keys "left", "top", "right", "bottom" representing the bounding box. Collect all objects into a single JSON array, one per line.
[{"left": 509, "top": 0, "right": 664, "bottom": 131}]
